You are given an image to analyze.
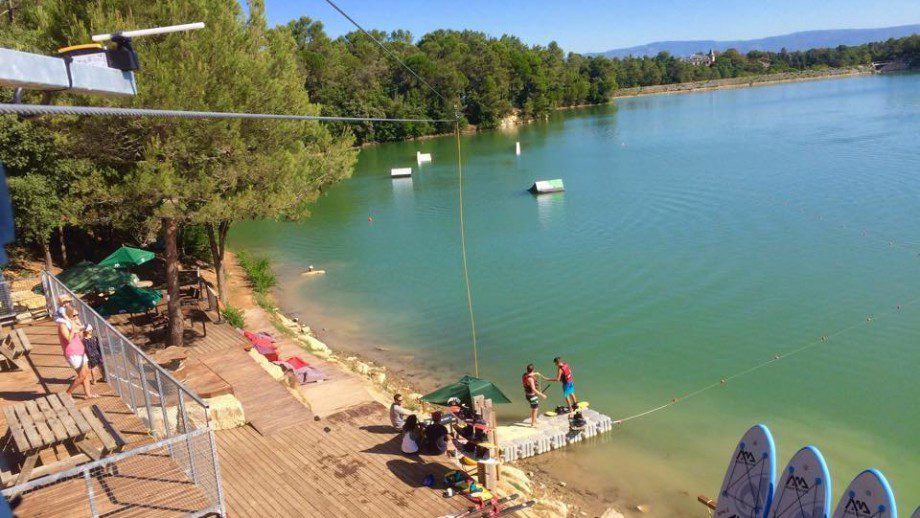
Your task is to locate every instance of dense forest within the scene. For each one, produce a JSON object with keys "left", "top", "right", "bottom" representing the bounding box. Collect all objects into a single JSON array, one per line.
[{"left": 287, "top": 19, "right": 920, "bottom": 142}]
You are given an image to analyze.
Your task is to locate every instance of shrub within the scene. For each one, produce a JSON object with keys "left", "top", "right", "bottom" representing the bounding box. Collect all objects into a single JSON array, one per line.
[
  {"left": 221, "top": 304, "right": 246, "bottom": 329},
  {"left": 236, "top": 251, "right": 276, "bottom": 294}
]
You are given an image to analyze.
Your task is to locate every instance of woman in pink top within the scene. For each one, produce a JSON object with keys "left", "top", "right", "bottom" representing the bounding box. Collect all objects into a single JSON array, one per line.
[{"left": 57, "top": 305, "right": 97, "bottom": 398}]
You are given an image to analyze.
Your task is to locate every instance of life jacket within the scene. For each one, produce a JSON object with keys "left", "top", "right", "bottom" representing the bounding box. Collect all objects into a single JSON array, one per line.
[
  {"left": 559, "top": 362, "right": 573, "bottom": 384},
  {"left": 522, "top": 372, "right": 536, "bottom": 394}
]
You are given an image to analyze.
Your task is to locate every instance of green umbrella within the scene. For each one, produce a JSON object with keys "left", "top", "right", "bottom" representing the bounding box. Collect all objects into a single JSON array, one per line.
[
  {"left": 420, "top": 375, "right": 512, "bottom": 406},
  {"left": 98, "top": 246, "right": 155, "bottom": 268},
  {"left": 96, "top": 284, "right": 162, "bottom": 316},
  {"left": 57, "top": 261, "right": 138, "bottom": 294}
]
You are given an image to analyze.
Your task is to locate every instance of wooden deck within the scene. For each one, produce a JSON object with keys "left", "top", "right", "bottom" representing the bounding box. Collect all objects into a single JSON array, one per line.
[
  {"left": 0, "top": 320, "right": 211, "bottom": 517},
  {"left": 111, "top": 305, "right": 470, "bottom": 517}
]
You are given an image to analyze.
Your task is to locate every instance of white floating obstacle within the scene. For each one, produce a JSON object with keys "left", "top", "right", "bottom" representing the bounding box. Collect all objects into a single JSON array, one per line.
[
  {"left": 390, "top": 167, "right": 412, "bottom": 178},
  {"left": 416, "top": 151, "right": 432, "bottom": 164},
  {"left": 515, "top": 141, "right": 521, "bottom": 155},
  {"left": 498, "top": 409, "right": 614, "bottom": 462},
  {"left": 528, "top": 179, "right": 564, "bottom": 194}
]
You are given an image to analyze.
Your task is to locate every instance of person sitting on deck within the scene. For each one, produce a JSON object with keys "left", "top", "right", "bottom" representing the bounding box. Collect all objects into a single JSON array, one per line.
[
  {"left": 421, "top": 411, "right": 453, "bottom": 456},
  {"left": 389, "top": 393, "right": 414, "bottom": 431},
  {"left": 543, "top": 357, "right": 577, "bottom": 411},
  {"left": 523, "top": 363, "right": 547, "bottom": 427},
  {"left": 400, "top": 414, "right": 422, "bottom": 454}
]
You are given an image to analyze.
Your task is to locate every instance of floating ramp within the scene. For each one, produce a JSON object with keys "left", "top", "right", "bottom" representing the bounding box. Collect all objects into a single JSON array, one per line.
[
  {"left": 390, "top": 167, "right": 412, "bottom": 178},
  {"left": 498, "top": 408, "right": 613, "bottom": 462},
  {"left": 528, "top": 179, "right": 564, "bottom": 194}
]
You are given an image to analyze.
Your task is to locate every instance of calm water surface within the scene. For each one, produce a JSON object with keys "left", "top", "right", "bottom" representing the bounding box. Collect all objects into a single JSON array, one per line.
[{"left": 231, "top": 74, "right": 920, "bottom": 515}]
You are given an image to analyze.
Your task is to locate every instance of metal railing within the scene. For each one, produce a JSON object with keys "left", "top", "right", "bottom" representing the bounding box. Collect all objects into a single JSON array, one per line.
[
  {"left": 0, "top": 271, "right": 225, "bottom": 517},
  {"left": 0, "top": 275, "right": 46, "bottom": 325}
]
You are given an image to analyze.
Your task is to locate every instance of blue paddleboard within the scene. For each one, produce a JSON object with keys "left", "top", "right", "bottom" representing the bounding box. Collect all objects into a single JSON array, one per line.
[
  {"left": 832, "top": 469, "right": 897, "bottom": 518},
  {"left": 717, "top": 424, "right": 776, "bottom": 518},
  {"left": 770, "top": 445, "right": 831, "bottom": 518}
]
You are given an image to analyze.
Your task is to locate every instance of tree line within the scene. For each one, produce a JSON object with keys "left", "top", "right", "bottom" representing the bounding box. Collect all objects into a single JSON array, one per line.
[{"left": 287, "top": 20, "right": 919, "bottom": 144}]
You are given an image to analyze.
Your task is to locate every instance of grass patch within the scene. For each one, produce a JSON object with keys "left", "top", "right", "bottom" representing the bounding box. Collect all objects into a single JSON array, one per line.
[
  {"left": 236, "top": 251, "right": 276, "bottom": 294},
  {"left": 221, "top": 305, "right": 246, "bottom": 328}
]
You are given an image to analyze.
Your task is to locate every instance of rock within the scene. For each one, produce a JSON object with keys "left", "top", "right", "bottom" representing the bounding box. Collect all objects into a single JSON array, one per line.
[
  {"left": 600, "top": 508, "right": 625, "bottom": 518},
  {"left": 372, "top": 371, "right": 387, "bottom": 385},
  {"left": 499, "top": 465, "right": 532, "bottom": 495},
  {"left": 634, "top": 504, "right": 650, "bottom": 513},
  {"left": 559, "top": 481, "right": 567, "bottom": 487},
  {"left": 408, "top": 393, "right": 423, "bottom": 402},
  {"left": 533, "top": 498, "right": 568, "bottom": 517},
  {"left": 206, "top": 394, "right": 246, "bottom": 430},
  {"left": 302, "top": 335, "right": 332, "bottom": 355},
  {"left": 354, "top": 362, "right": 370, "bottom": 375},
  {"left": 248, "top": 349, "right": 285, "bottom": 381}
]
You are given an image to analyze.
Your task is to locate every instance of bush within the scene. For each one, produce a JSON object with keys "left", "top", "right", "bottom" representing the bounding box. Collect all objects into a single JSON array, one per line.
[
  {"left": 236, "top": 251, "right": 276, "bottom": 294},
  {"left": 179, "top": 224, "right": 212, "bottom": 264},
  {"left": 221, "top": 305, "right": 246, "bottom": 329}
]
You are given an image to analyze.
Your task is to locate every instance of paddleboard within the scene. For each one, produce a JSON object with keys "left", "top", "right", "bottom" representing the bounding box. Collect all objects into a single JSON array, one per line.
[
  {"left": 716, "top": 424, "right": 776, "bottom": 518},
  {"left": 770, "top": 445, "right": 831, "bottom": 518},
  {"left": 910, "top": 506, "right": 918, "bottom": 518},
  {"left": 576, "top": 401, "right": 589, "bottom": 409},
  {"left": 831, "top": 469, "right": 896, "bottom": 518}
]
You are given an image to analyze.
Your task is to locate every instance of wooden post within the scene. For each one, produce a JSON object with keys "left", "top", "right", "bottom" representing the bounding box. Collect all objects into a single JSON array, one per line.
[{"left": 473, "top": 395, "right": 498, "bottom": 489}]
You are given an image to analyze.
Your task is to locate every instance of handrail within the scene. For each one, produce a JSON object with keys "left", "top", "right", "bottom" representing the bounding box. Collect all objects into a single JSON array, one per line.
[
  {"left": 0, "top": 428, "right": 211, "bottom": 496},
  {"left": 41, "top": 270, "right": 209, "bottom": 408}
]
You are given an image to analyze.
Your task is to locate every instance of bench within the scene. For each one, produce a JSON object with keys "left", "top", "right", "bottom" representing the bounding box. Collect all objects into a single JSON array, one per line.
[{"left": 0, "top": 328, "right": 32, "bottom": 371}]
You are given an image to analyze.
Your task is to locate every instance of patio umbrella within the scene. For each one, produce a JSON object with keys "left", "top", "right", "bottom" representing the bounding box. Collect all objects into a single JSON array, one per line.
[
  {"left": 96, "top": 284, "right": 162, "bottom": 316},
  {"left": 98, "top": 246, "right": 155, "bottom": 268},
  {"left": 420, "top": 375, "right": 512, "bottom": 406},
  {"left": 56, "top": 261, "right": 138, "bottom": 294}
]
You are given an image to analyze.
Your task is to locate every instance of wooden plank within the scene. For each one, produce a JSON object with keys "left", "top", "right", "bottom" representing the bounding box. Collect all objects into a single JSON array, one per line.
[
  {"left": 35, "top": 397, "right": 69, "bottom": 442},
  {"left": 12, "top": 405, "right": 42, "bottom": 450},
  {"left": 2, "top": 406, "right": 30, "bottom": 453},
  {"left": 80, "top": 406, "right": 117, "bottom": 452},
  {"left": 14, "top": 328, "right": 32, "bottom": 353},
  {"left": 47, "top": 394, "right": 81, "bottom": 438},
  {"left": 24, "top": 400, "right": 54, "bottom": 447}
]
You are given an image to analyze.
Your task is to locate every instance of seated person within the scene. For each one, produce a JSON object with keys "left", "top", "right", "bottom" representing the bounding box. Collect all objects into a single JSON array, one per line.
[{"left": 421, "top": 411, "right": 452, "bottom": 455}]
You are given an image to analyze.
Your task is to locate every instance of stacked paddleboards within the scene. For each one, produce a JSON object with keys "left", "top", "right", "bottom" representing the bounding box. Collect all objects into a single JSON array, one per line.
[{"left": 714, "top": 424, "right": 899, "bottom": 518}]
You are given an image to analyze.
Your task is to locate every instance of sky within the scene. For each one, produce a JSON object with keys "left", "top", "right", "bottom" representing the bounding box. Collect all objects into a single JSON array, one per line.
[{"left": 262, "top": 0, "right": 920, "bottom": 54}]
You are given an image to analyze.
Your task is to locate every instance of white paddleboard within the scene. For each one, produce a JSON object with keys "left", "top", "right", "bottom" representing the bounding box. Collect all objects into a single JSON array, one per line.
[
  {"left": 716, "top": 424, "right": 776, "bottom": 518},
  {"left": 832, "top": 469, "right": 897, "bottom": 518},
  {"left": 770, "top": 445, "right": 831, "bottom": 518}
]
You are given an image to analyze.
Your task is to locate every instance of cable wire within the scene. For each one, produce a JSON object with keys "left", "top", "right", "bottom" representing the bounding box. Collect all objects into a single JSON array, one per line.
[
  {"left": 455, "top": 121, "right": 479, "bottom": 376},
  {"left": 321, "top": 0, "right": 454, "bottom": 109},
  {"left": 0, "top": 103, "right": 454, "bottom": 122},
  {"left": 613, "top": 295, "right": 920, "bottom": 425}
]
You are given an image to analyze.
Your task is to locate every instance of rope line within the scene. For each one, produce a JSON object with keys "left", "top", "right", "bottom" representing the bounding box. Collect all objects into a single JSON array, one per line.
[
  {"left": 0, "top": 103, "right": 454, "bottom": 122},
  {"left": 321, "top": 0, "right": 452, "bottom": 107},
  {"left": 613, "top": 295, "right": 920, "bottom": 425},
  {"left": 456, "top": 122, "right": 479, "bottom": 376}
]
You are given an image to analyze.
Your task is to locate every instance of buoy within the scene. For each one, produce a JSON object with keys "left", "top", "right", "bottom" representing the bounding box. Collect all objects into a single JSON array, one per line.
[
  {"left": 416, "top": 151, "right": 432, "bottom": 164},
  {"left": 515, "top": 141, "right": 521, "bottom": 155},
  {"left": 390, "top": 167, "right": 412, "bottom": 178},
  {"left": 528, "top": 179, "right": 564, "bottom": 194}
]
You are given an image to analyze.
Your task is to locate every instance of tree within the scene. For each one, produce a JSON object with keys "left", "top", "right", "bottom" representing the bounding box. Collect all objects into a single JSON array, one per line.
[{"left": 39, "top": 0, "right": 354, "bottom": 345}]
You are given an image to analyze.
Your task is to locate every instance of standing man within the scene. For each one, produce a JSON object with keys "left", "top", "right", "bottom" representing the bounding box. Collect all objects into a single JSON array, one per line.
[
  {"left": 523, "top": 364, "right": 547, "bottom": 427},
  {"left": 545, "top": 357, "right": 578, "bottom": 411}
]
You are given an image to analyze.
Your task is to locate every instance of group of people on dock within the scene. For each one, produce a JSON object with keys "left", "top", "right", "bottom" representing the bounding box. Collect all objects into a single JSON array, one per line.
[
  {"left": 523, "top": 357, "right": 578, "bottom": 427},
  {"left": 54, "top": 295, "right": 104, "bottom": 399}
]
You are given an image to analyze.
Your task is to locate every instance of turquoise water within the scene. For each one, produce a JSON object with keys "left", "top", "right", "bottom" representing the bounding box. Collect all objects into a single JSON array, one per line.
[{"left": 230, "top": 74, "right": 920, "bottom": 515}]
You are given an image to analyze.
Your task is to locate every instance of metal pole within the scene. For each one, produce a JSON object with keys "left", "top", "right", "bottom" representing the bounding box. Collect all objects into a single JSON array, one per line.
[
  {"left": 84, "top": 470, "right": 98, "bottom": 517},
  {"left": 137, "top": 357, "right": 155, "bottom": 431},
  {"left": 178, "top": 391, "right": 198, "bottom": 483},
  {"left": 119, "top": 339, "right": 137, "bottom": 411},
  {"left": 207, "top": 428, "right": 226, "bottom": 515},
  {"left": 154, "top": 370, "right": 172, "bottom": 438}
]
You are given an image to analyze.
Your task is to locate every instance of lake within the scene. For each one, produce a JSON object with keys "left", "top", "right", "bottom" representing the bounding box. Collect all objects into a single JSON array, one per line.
[{"left": 230, "top": 74, "right": 920, "bottom": 515}]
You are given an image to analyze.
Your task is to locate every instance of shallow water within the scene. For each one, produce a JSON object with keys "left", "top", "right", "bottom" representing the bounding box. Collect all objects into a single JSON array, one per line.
[{"left": 230, "top": 74, "right": 920, "bottom": 515}]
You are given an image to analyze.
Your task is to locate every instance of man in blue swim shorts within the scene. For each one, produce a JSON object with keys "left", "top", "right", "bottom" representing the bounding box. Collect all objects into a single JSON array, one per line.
[{"left": 545, "top": 356, "right": 578, "bottom": 411}]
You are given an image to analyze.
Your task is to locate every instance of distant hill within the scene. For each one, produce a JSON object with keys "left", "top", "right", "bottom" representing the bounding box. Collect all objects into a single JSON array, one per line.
[{"left": 595, "top": 24, "right": 920, "bottom": 58}]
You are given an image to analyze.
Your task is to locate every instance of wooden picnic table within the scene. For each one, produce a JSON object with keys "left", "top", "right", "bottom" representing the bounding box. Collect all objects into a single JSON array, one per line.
[{"left": 1, "top": 393, "right": 125, "bottom": 488}]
